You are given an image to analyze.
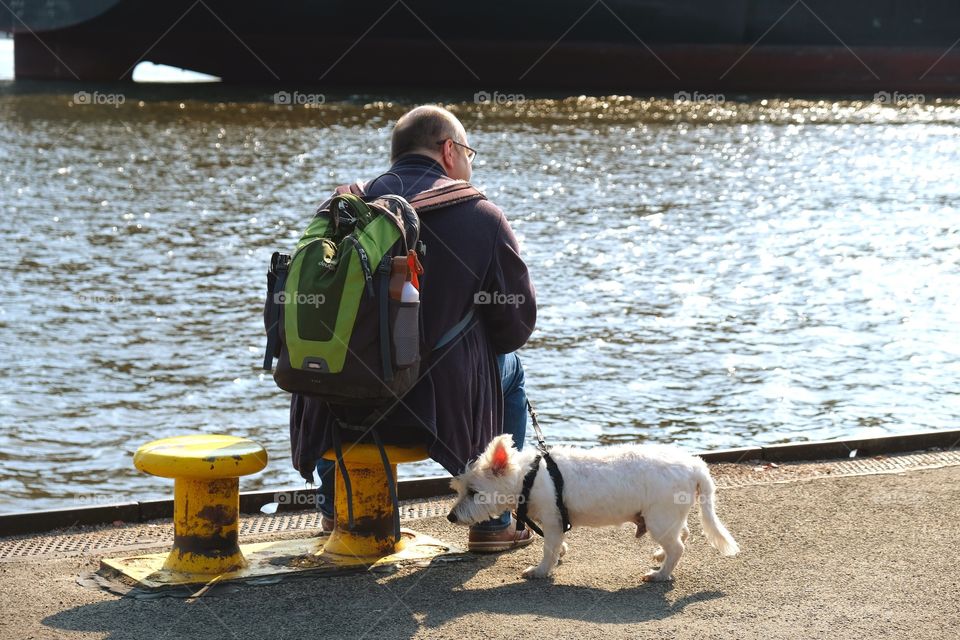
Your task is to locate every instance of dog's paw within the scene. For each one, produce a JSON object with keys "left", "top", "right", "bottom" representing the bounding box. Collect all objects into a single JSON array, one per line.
[
  {"left": 652, "top": 547, "right": 665, "bottom": 563},
  {"left": 642, "top": 569, "right": 673, "bottom": 583},
  {"left": 522, "top": 566, "right": 553, "bottom": 579},
  {"left": 559, "top": 542, "right": 569, "bottom": 558}
]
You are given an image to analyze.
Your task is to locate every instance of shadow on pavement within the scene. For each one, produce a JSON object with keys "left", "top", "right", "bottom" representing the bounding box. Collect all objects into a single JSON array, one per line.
[{"left": 43, "top": 553, "right": 726, "bottom": 639}]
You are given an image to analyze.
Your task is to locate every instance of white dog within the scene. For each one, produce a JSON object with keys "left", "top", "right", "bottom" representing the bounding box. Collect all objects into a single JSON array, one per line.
[{"left": 447, "top": 435, "right": 739, "bottom": 581}]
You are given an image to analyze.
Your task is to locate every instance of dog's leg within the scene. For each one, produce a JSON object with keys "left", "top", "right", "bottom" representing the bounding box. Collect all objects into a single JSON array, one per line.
[
  {"left": 522, "top": 523, "right": 565, "bottom": 579},
  {"left": 643, "top": 510, "right": 688, "bottom": 582},
  {"left": 653, "top": 521, "right": 689, "bottom": 564},
  {"left": 644, "top": 532, "right": 684, "bottom": 582}
]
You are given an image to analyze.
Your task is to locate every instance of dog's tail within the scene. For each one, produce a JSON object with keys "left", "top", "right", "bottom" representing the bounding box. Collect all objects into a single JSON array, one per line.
[{"left": 695, "top": 462, "right": 740, "bottom": 556}]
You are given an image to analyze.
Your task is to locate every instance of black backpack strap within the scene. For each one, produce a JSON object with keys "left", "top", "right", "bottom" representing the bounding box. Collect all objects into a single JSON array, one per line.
[
  {"left": 433, "top": 307, "right": 477, "bottom": 351},
  {"left": 330, "top": 421, "right": 355, "bottom": 530},
  {"left": 330, "top": 414, "right": 397, "bottom": 534},
  {"left": 370, "top": 427, "right": 402, "bottom": 544},
  {"left": 377, "top": 255, "right": 393, "bottom": 382},
  {"left": 262, "top": 252, "right": 290, "bottom": 370}
]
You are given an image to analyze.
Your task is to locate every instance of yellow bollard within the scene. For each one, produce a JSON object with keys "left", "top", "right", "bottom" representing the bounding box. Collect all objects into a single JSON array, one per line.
[
  {"left": 133, "top": 434, "right": 268, "bottom": 576},
  {"left": 320, "top": 444, "right": 428, "bottom": 561},
  {"left": 166, "top": 476, "right": 243, "bottom": 573},
  {"left": 102, "top": 435, "right": 462, "bottom": 588}
]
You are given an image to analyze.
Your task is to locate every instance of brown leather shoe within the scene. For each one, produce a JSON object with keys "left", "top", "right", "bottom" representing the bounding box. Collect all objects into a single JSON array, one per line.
[
  {"left": 468, "top": 517, "right": 535, "bottom": 553},
  {"left": 320, "top": 514, "right": 334, "bottom": 532}
]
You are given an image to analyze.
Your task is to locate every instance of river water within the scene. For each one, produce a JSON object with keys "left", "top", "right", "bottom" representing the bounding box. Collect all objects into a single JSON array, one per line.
[{"left": 1, "top": 85, "right": 958, "bottom": 514}]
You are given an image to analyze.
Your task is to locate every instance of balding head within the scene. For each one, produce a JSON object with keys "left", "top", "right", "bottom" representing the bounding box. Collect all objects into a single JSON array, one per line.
[{"left": 391, "top": 105, "right": 466, "bottom": 162}]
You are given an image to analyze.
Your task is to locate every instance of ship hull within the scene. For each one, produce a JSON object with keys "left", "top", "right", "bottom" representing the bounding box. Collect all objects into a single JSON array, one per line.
[{"left": 7, "top": 0, "right": 960, "bottom": 93}]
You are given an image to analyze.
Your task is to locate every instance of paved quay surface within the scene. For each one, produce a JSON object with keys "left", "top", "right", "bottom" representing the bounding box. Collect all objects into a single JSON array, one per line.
[{"left": 1, "top": 452, "right": 958, "bottom": 640}]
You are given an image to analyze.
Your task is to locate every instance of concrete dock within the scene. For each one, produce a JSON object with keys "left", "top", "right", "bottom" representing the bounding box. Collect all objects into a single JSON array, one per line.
[{"left": 1, "top": 450, "right": 958, "bottom": 639}]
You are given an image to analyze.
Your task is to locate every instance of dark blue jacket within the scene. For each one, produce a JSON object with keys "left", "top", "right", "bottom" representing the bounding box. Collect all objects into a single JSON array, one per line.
[{"left": 289, "top": 154, "right": 536, "bottom": 479}]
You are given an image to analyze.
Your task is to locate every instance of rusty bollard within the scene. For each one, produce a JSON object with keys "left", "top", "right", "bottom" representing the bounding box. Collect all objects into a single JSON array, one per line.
[
  {"left": 134, "top": 435, "right": 267, "bottom": 575},
  {"left": 319, "top": 444, "right": 428, "bottom": 561}
]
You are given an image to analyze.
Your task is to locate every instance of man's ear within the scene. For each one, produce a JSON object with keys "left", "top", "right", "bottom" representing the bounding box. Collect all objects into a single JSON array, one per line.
[
  {"left": 439, "top": 140, "right": 455, "bottom": 174},
  {"left": 489, "top": 436, "right": 511, "bottom": 476}
]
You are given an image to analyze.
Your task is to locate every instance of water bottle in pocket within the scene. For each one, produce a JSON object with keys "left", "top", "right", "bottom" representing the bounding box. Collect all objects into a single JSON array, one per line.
[{"left": 393, "top": 280, "right": 420, "bottom": 368}]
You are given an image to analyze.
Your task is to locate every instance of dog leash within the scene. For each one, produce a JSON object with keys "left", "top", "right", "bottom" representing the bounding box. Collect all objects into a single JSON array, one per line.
[
  {"left": 526, "top": 398, "right": 548, "bottom": 451},
  {"left": 515, "top": 400, "right": 572, "bottom": 537}
]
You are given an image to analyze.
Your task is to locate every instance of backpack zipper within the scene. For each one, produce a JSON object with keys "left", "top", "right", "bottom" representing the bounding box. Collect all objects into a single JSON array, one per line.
[{"left": 343, "top": 236, "right": 375, "bottom": 297}]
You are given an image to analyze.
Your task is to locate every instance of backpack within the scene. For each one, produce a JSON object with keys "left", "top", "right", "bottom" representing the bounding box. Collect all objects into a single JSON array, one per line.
[{"left": 262, "top": 180, "right": 485, "bottom": 405}]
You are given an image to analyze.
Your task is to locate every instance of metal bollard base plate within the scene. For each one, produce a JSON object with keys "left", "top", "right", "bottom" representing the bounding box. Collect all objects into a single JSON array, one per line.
[{"left": 99, "top": 528, "right": 464, "bottom": 589}]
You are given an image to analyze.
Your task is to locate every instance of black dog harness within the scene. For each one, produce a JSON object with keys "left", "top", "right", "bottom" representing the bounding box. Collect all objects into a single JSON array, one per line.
[{"left": 515, "top": 401, "right": 572, "bottom": 537}]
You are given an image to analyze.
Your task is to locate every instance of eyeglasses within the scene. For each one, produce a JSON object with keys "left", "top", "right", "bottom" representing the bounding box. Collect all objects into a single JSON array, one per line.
[{"left": 437, "top": 139, "right": 477, "bottom": 164}]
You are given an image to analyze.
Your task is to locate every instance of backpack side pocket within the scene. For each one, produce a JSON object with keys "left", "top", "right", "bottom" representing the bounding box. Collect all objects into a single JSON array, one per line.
[{"left": 392, "top": 299, "right": 420, "bottom": 369}]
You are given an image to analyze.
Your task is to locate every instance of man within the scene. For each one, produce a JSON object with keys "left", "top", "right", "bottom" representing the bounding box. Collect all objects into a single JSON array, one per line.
[{"left": 289, "top": 105, "right": 537, "bottom": 552}]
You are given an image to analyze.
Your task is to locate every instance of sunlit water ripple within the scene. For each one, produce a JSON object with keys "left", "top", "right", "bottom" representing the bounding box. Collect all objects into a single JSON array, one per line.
[{"left": 1, "top": 89, "right": 958, "bottom": 513}]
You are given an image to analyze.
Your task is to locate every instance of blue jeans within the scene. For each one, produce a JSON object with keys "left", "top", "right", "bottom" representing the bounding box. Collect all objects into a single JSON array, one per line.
[{"left": 315, "top": 352, "right": 528, "bottom": 531}]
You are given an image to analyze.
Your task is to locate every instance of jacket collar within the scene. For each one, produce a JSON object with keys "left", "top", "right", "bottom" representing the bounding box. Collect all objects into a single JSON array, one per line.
[
  {"left": 390, "top": 153, "right": 446, "bottom": 175},
  {"left": 364, "top": 153, "right": 449, "bottom": 199}
]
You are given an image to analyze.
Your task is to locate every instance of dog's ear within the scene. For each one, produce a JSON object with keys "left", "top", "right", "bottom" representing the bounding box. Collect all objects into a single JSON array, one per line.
[{"left": 490, "top": 436, "right": 511, "bottom": 476}]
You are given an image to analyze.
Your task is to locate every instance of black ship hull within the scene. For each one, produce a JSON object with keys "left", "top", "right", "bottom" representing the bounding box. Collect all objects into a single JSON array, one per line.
[{"left": 5, "top": 0, "right": 960, "bottom": 92}]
